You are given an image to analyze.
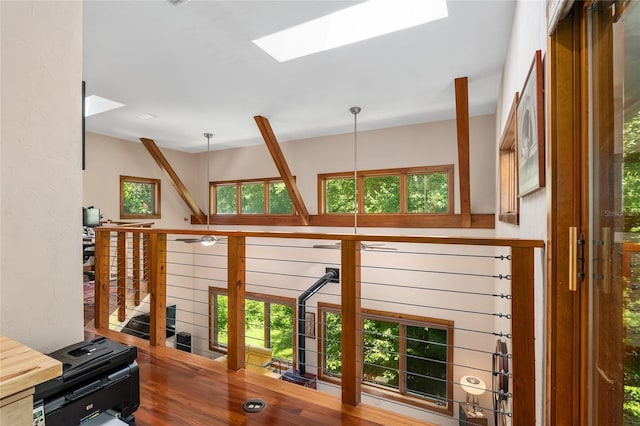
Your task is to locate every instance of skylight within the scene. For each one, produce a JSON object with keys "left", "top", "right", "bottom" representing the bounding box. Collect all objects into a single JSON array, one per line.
[
  {"left": 252, "top": 0, "right": 448, "bottom": 62},
  {"left": 84, "top": 95, "right": 125, "bottom": 117}
]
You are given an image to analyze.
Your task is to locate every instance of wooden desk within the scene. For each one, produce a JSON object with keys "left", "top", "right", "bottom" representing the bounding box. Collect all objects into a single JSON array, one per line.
[{"left": 0, "top": 336, "right": 62, "bottom": 426}]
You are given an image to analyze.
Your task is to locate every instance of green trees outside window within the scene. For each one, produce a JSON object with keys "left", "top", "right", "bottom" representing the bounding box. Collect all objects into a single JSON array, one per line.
[
  {"left": 216, "top": 185, "right": 236, "bottom": 215},
  {"left": 120, "top": 176, "right": 160, "bottom": 219},
  {"left": 269, "top": 182, "right": 293, "bottom": 214},
  {"left": 407, "top": 173, "right": 449, "bottom": 213},
  {"left": 212, "top": 179, "right": 294, "bottom": 215},
  {"left": 324, "top": 311, "right": 342, "bottom": 375},
  {"left": 212, "top": 294, "right": 228, "bottom": 347},
  {"left": 241, "top": 183, "right": 264, "bottom": 214},
  {"left": 320, "top": 166, "right": 452, "bottom": 215},
  {"left": 209, "top": 289, "right": 294, "bottom": 361},
  {"left": 624, "top": 110, "right": 640, "bottom": 234},
  {"left": 326, "top": 178, "right": 356, "bottom": 214},
  {"left": 623, "top": 111, "right": 640, "bottom": 421},
  {"left": 364, "top": 176, "right": 400, "bottom": 213},
  {"left": 320, "top": 306, "right": 451, "bottom": 408},
  {"left": 405, "top": 326, "right": 447, "bottom": 399}
]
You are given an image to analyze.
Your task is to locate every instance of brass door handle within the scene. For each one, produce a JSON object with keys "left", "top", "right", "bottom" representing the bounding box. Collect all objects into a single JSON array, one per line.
[{"left": 569, "top": 227, "right": 577, "bottom": 292}]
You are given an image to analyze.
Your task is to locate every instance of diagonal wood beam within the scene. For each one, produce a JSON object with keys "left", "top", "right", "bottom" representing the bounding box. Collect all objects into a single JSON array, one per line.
[
  {"left": 254, "top": 116, "right": 310, "bottom": 225},
  {"left": 140, "top": 138, "right": 207, "bottom": 224},
  {"left": 454, "top": 77, "right": 472, "bottom": 228}
]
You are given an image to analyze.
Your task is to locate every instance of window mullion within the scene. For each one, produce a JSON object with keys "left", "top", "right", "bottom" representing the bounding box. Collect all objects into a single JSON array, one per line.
[
  {"left": 264, "top": 302, "right": 271, "bottom": 348},
  {"left": 399, "top": 323, "right": 407, "bottom": 395},
  {"left": 235, "top": 184, "right": 241, "bottom": 214},
  {"left": 400, "top": 174, "right": 408, "bottom": 214}
]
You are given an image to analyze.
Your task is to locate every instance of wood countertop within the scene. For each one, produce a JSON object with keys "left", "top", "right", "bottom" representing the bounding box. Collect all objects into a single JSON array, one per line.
[{"left": 0, "top": 336, "right": 62, "bottom": 399}]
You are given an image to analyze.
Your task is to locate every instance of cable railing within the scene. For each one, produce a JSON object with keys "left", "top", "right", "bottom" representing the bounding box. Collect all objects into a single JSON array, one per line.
[{"left": 91, "top": 227, "right": 543, "bottom": 425}]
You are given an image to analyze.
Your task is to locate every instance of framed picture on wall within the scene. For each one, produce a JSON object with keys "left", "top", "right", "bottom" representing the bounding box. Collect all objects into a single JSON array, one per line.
[{"left": 517, "top": 50, "right": 545, "bottom": 197}]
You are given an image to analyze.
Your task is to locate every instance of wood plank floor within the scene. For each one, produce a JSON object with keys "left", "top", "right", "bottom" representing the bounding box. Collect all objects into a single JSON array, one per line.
[{"left": 85, "top": 327, "right": 434, "bottom": 426}]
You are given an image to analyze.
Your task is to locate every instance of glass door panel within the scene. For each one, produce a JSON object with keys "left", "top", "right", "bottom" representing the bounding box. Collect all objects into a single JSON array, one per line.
[{"left": 589, "top": 2, "right": 640, "bottom": 424}]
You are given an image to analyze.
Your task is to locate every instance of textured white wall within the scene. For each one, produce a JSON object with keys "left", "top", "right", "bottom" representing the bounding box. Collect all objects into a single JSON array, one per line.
[
  {"left": 84, "top": 114, "right": 497, "bottom": 223},
  {"left": 0, "top": 1, "right": 84, "bottom": 352},
  {"left": 83, "top": 132, "right": 197, "bottom": 228},
  {"left": 201, "top": 114, "right": 496, "bottom": 216},
  {"left": 494, "top": 1, "right": 548, "bottom": 425}
]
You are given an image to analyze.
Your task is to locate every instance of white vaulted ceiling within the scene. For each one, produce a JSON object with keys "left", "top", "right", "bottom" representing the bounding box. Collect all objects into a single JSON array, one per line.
[{"left": 83, "top": 0, "right": 515, "bottom": 152}]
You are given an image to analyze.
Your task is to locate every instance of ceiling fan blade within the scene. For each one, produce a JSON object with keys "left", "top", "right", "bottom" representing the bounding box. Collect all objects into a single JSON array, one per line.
[
  {"left": 361, "top": 243, "right": 397, "bottom": 251},
  {"left": 365, "top": 246, "right": 397, "bottom": 251},
  {"left": 175, "top": 238, "right": 202, "bottom": 243},
  {"left": 312, "top": 243, "right": 340, "bottom": 249}
]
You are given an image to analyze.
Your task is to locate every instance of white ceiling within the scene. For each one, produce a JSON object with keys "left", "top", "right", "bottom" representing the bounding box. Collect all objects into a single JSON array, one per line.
[{"left": 83, "top": 0, "right": 515, "bottom": 153}]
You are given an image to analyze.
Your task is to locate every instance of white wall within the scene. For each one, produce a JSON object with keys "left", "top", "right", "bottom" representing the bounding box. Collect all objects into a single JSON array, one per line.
[
  {"left": 494, "top": 1, "right": 548, "bottom": 425},
  {"left": 84, "top": 132, "right": 197, "bottom": 228},
  {"left": 201, "top": 115, "right": 497, "bottom": 216},
  {"left": 0, "top": 1, "right": 84, "bottom": 351},
  {"left": 84, "top": 114, "right": 497, "bottom": 228}
]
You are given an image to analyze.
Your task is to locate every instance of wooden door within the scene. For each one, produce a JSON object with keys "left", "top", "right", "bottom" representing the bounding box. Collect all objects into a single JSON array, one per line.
[{"left": 586, "top": 2, "right": 640, "bottom": 424}]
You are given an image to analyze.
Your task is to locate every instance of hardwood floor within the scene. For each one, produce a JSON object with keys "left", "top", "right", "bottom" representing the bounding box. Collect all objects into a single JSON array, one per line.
[{"left": 85, "top": 327, "right": 434, "bottom": 426}]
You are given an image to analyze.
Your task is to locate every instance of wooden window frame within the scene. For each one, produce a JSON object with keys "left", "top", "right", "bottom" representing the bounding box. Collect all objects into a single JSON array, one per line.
[
  {"left": 317, "top": 302, "right": 454, "bottom": 415},
  {"left": 499, "top": 93, "right": 520, "bottom": 225},
  {"left": 119, "top": 175, "right": 161, "bottom": 219},
  {"left": 318, "top": 165, "right": 455, "bottom": 221},
  {"left": 208, "top": 287, "right": 297, "bottom": 362},
  {"left": 210, "top": 177, "right": 297, "bottom": 218}
]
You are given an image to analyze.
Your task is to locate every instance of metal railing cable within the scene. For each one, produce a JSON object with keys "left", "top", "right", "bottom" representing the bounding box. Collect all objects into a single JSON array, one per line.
[{"left": 91, "top": 230, "right": 537, "bottom": 425}]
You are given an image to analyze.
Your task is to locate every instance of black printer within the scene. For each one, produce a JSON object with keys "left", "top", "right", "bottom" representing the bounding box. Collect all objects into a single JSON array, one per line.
[{"left": 34, "top": 337, "right": 139, "bottom": 425}]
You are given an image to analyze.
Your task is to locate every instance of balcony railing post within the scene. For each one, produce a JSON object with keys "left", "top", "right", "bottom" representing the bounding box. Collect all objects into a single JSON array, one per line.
[
  {"left": 341, "top": 239, "right": 362, "bottom": 406},
  {"left": 227, "top": 236, "right": 246, "bottom": 371},
  {"left": 133, "top": 231, "right": 141, "bottom": 306},
  {"left": 511, "top": 246, "right": 535, "bottom": 424},
  {"left": 149, "top": 232, "right": 167, "bottom": 346},
  {"left": 117, "top": 231, "right": 127, "bottom": 322},
  {"left": 94, "top": 229, "right": 111, "bottom": 329}
]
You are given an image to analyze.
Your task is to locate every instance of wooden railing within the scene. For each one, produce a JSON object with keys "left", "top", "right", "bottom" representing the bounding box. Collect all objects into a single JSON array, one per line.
[{"left": 92, "top": 227, "right": 543, "bottom": 425}]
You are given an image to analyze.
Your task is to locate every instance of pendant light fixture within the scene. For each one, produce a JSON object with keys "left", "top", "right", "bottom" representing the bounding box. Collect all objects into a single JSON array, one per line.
[
  {"left": 175, "top": 132, "right": 217, "bottom": 246},
  {"left": 350, "top": 106, "right": 361, "bottom": 235},
  {"left": 200, "top": 132, "right": 216, "bottom": 246},
  {"left": 312, "top": 107, "right": 395, "bottom": 251}
]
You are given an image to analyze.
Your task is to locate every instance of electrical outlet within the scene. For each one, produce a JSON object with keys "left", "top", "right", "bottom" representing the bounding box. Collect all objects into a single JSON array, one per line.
[{"left": 325, "top": 267, "right": 339, "bottom": 282}]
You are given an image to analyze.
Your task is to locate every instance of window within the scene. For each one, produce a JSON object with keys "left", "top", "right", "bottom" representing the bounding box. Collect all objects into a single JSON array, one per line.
[
  {"left": 209, "top": 288, "right": 296, "bottom": 362},
  {"left": 318, "top": 303, "right": 453, "bottom": 414},
  {"left": 216, "top": 184, "right": 237, "bottom": 214},
  {"left": 211, "top": 178, "right": 295, "bottom": 216},
  {"left": 319, "top": 165, "right": 453, "bottom": 216},
  {"left": 120, "top": 176, "right": 160, "bottom": 219},
  {"left": 498, "top": 93, "right": 519, "bottom": 225}
]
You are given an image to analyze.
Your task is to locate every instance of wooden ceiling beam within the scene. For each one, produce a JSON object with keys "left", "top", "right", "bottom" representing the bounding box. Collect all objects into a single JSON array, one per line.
[
  {"left": 454, "top": 77, "right": 472, "bottom": 228},
  {"left": 140, "top": 138, "right": 207, "bottom": 224},
  {"left": 254, "top": 116, "right": 310, "bottom": 225}
]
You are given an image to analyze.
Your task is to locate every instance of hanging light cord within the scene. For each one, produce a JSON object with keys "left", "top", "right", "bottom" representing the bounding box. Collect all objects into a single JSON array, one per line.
[
  {"left": 350, "top": 106, "right": 361, "bottom": 235},
  {"left": 204, "top": 132, "right": 213, "bottom": 230}
]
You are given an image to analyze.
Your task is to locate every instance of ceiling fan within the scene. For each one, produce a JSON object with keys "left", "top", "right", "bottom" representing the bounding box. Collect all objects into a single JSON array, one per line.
[
  {"left": 176, "top": 132, "right": 223, "bottom": 246},
  {"left": 312, "top": 242, "right": 397, "bottom": 251}
]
